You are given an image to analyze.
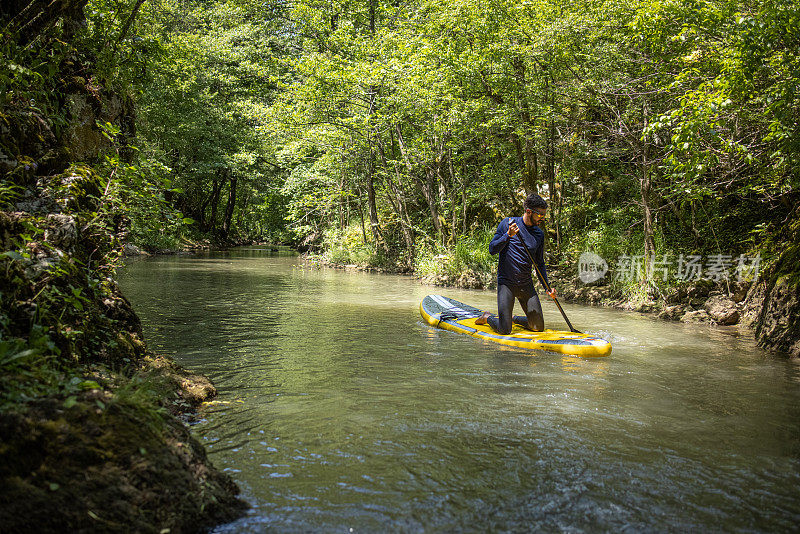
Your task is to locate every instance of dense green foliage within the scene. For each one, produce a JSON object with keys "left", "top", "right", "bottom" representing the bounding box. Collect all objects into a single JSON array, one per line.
[
  {"left": 1, "top": 0, "right": 167, "bottom": 404},
  {"left": 90, "top": 0, "right": 796, "bottom": 286},
  {"left": 4, "top": 0, "right": 799, "bottom": 276}
]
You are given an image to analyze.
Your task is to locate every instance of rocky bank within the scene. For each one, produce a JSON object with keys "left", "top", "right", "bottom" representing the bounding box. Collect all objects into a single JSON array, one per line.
[{"left": 1, "top": 4, "right": 245, "bottom": 531}]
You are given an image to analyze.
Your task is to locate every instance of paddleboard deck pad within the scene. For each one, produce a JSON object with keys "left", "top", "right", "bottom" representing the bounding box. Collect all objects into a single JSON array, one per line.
[{"left": 420, "top": 294, "right": 612, "bottom": 357}]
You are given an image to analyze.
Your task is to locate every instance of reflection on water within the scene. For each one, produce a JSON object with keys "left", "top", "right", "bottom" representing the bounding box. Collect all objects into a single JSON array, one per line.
[{"left": 118, "top": 249, "right": 800, "bottom": 532}]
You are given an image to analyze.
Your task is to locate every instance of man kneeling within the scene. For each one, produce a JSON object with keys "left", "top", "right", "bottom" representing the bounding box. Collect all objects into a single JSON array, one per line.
[{"left": 476, "top": 193, "right": 556, "bottom": 334}]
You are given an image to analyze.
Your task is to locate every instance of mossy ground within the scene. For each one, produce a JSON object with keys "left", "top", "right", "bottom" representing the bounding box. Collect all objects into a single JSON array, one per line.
[
  {"left": 0, "top": 375, "right": 246, "bottom": 533},
  {"left": 1, "top": 41, "right": 247, "bottom": 530},
  {"left": 0, "top": 208, "right": 248, "bottom": 531}
]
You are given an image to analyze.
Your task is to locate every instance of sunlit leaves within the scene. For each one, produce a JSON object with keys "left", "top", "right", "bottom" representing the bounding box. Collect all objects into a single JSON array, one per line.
[{"left": 107, "top": 0, "right": 800, "bottom": 257}]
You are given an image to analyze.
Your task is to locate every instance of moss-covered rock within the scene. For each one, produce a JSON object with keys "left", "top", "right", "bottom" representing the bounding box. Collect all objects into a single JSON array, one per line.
[
  {"left": 752, "top": 275, "right": 800, "bottom": 357},
  {"left": 744, "top": 207, "right": 800, "bottom": 357},
  {"left": 0, "top": 393, "right": 246, "bottom": 534},
  {"left": 144, "top": 355, "right": 218, "bottom": 407},
  {"left": 1, "top": 4, "right": 246, "bottom": 530}
]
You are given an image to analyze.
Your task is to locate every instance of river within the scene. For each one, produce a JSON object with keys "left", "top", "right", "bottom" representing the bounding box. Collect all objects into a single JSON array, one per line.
[{"left": 117, "top": 248, "right": 800, "bottom": 532}]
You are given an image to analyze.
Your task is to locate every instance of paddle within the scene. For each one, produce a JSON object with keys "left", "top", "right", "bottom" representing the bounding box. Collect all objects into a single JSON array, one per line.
[{"left": 516, "top": 227, "right": 582, "bottom": 334}]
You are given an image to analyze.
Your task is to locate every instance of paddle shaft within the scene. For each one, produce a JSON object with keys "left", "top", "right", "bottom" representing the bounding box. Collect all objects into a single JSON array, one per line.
[{"left": 513, "top": 224, "right": 581, "bottom": 333}]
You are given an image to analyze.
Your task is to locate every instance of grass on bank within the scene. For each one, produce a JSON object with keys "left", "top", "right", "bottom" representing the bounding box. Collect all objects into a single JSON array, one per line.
[
  {"left": 414, "top": 224, "right": 496, "bottom": 280},
  {"left": 312, "top": 222, "right": 497, "bottom": 286},
  {"left": 319, "top": 225, "right": 379, "bottom": 266}
]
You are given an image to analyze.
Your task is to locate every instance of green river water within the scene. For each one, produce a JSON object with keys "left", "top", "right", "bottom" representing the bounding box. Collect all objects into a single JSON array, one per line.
[{"left": 117, "top": 248, "right": 800, "bottom": 533}]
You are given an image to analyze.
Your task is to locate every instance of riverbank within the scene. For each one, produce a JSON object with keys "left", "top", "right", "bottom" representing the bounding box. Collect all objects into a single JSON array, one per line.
[
  {"left": 0, "top": 354, "right": 247, "bottom": 533},
  {"left": 0, "top": 16, "right": 247, "bottom": 525},
  {"left": 0, "top": 210, "right": 247, "bottom": 532}
]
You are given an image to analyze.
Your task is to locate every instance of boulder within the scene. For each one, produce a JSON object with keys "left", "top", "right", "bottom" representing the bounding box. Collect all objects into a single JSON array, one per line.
[
  {"left": 703, "top": 295, "right": 740, "bottom": 325},
  {"left": 123, "top": 243, "right": 148, "bottom": 257},
  {"left": 753, "top": 275, "right": 800, "bottom": 356},
  {"left": 634, "top": 301, "right": 657, "bottom": 313},
  {"left": 687, "top": 279, "right": 715, "bottom": 299},
  {"left": 64, "top": 93, "right": 110, "bottom": 161},
  {"left": 732, "top": 286, "right": 750, "bottom": 303},
  {"left": 680, "top": 309, "right": 710, "bottom": 323},
  {"left": 790, "top": 339, "right": 800, "bottom": 359},
  {"left": 665, "top": 287, "right": 687, "bottom": 304},
  {"left": 44, "top": 214, "right": 77, "bottom": 252},
  {"left": 689, "top": 297, "right": 706, "bottom": 309},
  {"left": 739, "top": 279, "right": 766, "bottom": 328},
  {"left": 658, "top": 305, "right": 686, "bottom": 321}
]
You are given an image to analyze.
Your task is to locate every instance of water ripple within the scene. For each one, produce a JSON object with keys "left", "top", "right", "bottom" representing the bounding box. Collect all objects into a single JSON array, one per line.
[{"left": 117, "top": 252, "right": 800, "bottom": 533}]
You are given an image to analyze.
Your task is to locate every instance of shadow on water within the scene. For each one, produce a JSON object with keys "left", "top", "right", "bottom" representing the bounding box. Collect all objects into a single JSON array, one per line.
[{"left": 117, "top": 249, "right": 800, "bottom": 532}]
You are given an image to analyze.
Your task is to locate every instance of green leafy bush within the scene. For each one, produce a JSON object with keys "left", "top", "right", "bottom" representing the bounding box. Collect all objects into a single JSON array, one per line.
[
  {"left": 415, "top": 224, "right": 496, "bottom": 278},
  {"left": 321, "top": 224, "right": 379, "bottom": 266}
]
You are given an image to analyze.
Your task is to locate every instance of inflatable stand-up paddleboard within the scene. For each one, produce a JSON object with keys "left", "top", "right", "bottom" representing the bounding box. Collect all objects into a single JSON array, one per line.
[{"left": 420, "top": 294, "right": 612, "bottom": 357}]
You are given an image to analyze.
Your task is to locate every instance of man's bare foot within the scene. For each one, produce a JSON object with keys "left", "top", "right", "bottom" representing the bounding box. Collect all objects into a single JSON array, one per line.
[{"left": 475, "top": 311, "right": 491, "bottom": 325}]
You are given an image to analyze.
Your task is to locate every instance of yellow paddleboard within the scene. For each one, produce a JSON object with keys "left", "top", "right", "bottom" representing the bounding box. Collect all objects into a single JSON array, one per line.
[{"left": 420, "top": 294, "right": 612, "bottom": 357}]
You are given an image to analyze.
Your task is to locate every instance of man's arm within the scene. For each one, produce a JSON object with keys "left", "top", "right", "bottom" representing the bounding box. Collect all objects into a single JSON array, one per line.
[{"left": 489, "top": 218, "right": 510, "bottom": 255}]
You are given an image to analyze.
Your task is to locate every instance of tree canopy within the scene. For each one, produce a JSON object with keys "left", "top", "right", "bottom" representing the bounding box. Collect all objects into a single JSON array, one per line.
[{"left": 6, "top": 0, "right": 798, "bottom": 273}]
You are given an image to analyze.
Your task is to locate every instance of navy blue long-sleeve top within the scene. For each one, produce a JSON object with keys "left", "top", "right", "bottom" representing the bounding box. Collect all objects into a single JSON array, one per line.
[{"left": 489, "top": 217, "right": 549, "bottom": 288}]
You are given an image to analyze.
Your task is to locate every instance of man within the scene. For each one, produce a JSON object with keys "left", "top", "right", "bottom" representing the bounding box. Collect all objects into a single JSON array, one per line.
[{"left": 476, "top": 193, "right": 556, "bottom": 334}]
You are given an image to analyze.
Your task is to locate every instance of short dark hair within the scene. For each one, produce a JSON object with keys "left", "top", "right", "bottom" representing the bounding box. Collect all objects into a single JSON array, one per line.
[{"left": 524, "top": 193, "right": 547, "bottom": 211}]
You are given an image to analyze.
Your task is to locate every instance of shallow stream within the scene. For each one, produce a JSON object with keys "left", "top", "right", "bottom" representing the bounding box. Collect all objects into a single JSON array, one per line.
[{"left": 118, "top": 248, "right": 800, "bottom": 532}]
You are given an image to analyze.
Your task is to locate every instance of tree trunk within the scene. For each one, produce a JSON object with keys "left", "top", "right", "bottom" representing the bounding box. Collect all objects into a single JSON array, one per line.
[
  {"left": 369, "top": 0, "right": 375, "bottom": 32},
  {"left": 546, "top": 81, "right": 558, "bottom": 253},
  {"left": 640, "top": 104, "right": 655, "bottom": 278},
  {"left": 5, "top": 0, "right": 89, "bottom": 44},
  {"left": 433, "top": 138, "right": 447, "bottom": 246},
  {"left": 339, "top": 153, "right": 347, "bottom": 231},
  {"left": 423, "top": 166, "right": 442, "bottom": 244},
  {"left": 365, "top": 82, "right": 384, "bottom": 250},
  {"left": 513, "top": 56, "right": 537, "bottom": 194},
  {"left": 395, "top": 124, "right": 441, "bottom": 245},
  {"left": 357, "top": 187, "right": 368, "bottom": 245},
  {"left": 422, "top": 169, "right": 442, "bottom": 246},
  {"left": 525, "top": 137, "right": 538, "bottom": 195},
  {"left": 113, "top": 0, "right": 146, "bottom": 54},
  {"left": 690, "top": 200, "right": 701, "bottom": 249},
  {"left": 448, "top": 148, "right": 458, "bottom": 244},
  {"left": 222, "top": 170, "right": 237, "bottom": 238},
  {"left": 377, "top": 134, "right": 415, "bottom": 266},
  {"left": 555, "top": 176, "right": 563, "bottom": 255},
  {"left": 366, "top": 152, "right": 382, "bottom": 247},
  {"left": 207, "top": 170, "right": 225, "bottom": 232},
  {"left": 236, "top": 187, "right": 250, "bottom": 230},
  {"left": 514, "top": 132, "right": 524, "bottom": 184}
]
